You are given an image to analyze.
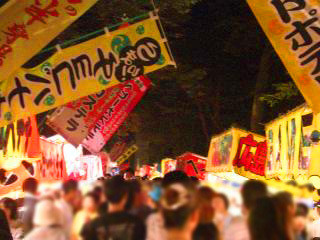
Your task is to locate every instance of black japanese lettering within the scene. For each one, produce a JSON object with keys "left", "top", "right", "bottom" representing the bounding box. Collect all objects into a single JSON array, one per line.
[
  {"left": 25, "top": 73, "right": 52, "bottom": 105},
  {"left": 270, "top": 0, "right": 306, "bottom": 23},
  {"left": 285, "top": 17, "right": 320, "bottom": 51},
  {"left": 83, "top": 96, "right": 97, "bottom": 110},
  {"left": 94, "top": 48, "right": 118, "bottom": 80},
  {"left": 8, "top": 78, "right": 31, "bottom": 108},
  {"left": 66, "top": 118, "right": 79, "bottom": 131},
  {"left": 300, "top": 41, "right": 320, "bottom": 76},
  {"left": 71, "top": 54, "right": 92, "bottom": 80},
  {"left": 52, "top": 61, "right": 76, "bottom": 94}
]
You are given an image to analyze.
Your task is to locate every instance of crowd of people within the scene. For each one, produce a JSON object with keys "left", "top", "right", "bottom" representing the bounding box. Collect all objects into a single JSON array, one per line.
[{"left": 0, "top": 170, "right": 320, "bottom": 240}]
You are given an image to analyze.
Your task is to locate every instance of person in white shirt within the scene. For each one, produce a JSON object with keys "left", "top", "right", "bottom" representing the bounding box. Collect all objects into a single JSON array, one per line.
[
  {"left": 55, "top": 179, "right": 80, "bottom": 239},
  {"left": 21, "top": 178, "right": 38, "bottom": 234},
  {"left": 24, "top": 199, "right": 66, "bottom": 240}
]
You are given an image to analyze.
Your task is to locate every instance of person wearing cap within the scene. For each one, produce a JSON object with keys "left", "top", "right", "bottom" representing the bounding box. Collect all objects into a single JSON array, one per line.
[{"left": 24, "top": 199, "right": 66, "bottom": 240}]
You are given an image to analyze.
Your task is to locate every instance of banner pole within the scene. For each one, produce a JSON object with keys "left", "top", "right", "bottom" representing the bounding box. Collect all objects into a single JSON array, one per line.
[{"left": 149, "top": 11, "right": 177, "bottom": 68}]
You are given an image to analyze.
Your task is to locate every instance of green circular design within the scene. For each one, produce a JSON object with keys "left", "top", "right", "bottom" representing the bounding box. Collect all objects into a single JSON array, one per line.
[
  {"left": 111, "top": 34, "right": 131, "bottom": 54},
  {"left": 4, "top": 112, "right": 12, "bottom": 121},
  {"left": 136, "top": 25, "right": 145, "bottom": 35},
  {"left": 156, "top": 54, "right": 165, "bottom": 65},
  {"left": 41, "top": 62, "right": 52, "bottom": 75},
  {"left": 99, "top": 75, "right": 110, "bottom": 85},
  {"left": 44, "top": 95, "right": 55, "bottom": 106}
]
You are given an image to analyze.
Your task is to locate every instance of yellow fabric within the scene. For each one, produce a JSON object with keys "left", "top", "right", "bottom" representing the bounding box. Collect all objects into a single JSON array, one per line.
[
  {"left": 0, "top": 17, "right": 172, "bottom": 127},
  {"left": 0, "top": 0, "right": 98, "bottom": 82},
  {"left": 72, "top": 210, "right": 97, "bottom": 240},
  {"left": 247, "top": 0, "right": 320, "bottom": 114}
]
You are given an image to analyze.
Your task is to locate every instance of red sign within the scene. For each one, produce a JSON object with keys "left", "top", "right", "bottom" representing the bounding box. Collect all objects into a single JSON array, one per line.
[
  {"left": 82, "top": 76, "right": 151, "bottom": 153},
  {"left": 176, "top": 152, "right": 207, "bottom": 180},
  {"left": 232, "top": 134, "right": 267, "bottom": 176}
]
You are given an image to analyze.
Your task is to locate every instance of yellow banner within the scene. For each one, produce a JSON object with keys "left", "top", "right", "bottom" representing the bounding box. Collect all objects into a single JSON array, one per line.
[
  {"left": 0, "top": 17, "right": 173, "bottom": 127},
  {"left": 0, "top": 0, "right": 98, "bottom": 82},
  {"left": 116, "top": 145, "right": 138, "bottom": 165},
  {"left": 265, "top": 105, "right": 314, "bottom": 182},
  {"left": 247, "top": 0, "right": 320, "bottom": 113}
]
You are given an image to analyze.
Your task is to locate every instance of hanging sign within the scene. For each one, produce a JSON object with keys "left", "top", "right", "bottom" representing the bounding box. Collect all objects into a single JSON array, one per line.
[
  {"left": 176, "top": 152, "right": 207, "bottom": 180},
  {"left": 82, "top": 77, "right": 150, "bottom": 153},
  {"left": 0, "top": 16, "right": 173, "bottom": 127},
  {"left": 206, "top": 127, "right": 266, "bottom": 180},
  {"left": 47, "top": 76, "right": 151, "bottom": 150},
  {"left": 0, "top": 0, "right": 98, "bottom": 82},
  {"left": 0, "top": 116, "right": 41, "bottom": 170},
  {"left": 247, "top": 0, "right": 320, "bottom": 114},
  {"left": 116, "top": 144, "right": 138, "bottom": 165},
  {"left": 232, "top": 134, "right": 267, "bottom": 178}
]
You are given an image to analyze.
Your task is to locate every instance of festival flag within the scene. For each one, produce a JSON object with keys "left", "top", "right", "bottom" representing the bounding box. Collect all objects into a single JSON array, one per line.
[
  {"left": 48, "top": 76, "right": 151, "bottom": 153},
  {"left": 0, "top": 0, "right": 98, "bottom": 82},
  {"left": 0, "top": 16, "right": 174, "bottom": 127},
  {"left": 247, "top": 0, "right": 320, "bottom": 113}
]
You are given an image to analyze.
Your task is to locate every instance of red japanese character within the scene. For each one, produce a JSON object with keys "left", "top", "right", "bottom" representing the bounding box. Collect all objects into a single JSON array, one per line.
[
  {"left": 0, "top": 44, "right": 12, "bottom": 65},
  {"left": 25, "top": 0, "right": 59, "bottom": 25},
  {"left": 3, "top": 23, "right": 28, "bottom": 44},
  {"left": 68, "top": 0, "right": 82, "bottom": 3},
  {"left": 65, "top": 5, "right": 77, "bottom": 16}
]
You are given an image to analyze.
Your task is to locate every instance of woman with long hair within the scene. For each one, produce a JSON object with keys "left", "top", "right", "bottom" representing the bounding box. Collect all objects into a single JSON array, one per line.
[{"left": 249, "top": 196, "right": 292, "bottom": 240}]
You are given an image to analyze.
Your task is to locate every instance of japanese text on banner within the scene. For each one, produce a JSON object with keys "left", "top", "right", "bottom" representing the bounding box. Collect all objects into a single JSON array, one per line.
[
  {"left": 0, "top": 0, "right": 98, "bottom": 82},
  {"left": 247, "top": 0, "right": 320, "bottom": 113},
  {"left": 0, "top": 17, "right": 173, "bottom": 127}
]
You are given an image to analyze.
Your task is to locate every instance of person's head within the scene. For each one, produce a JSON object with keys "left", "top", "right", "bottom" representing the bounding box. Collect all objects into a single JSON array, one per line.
[
  {"left": 162, "top": 170, "right": 190, "bottom": 188},
  {"left": 0, "top": 198, "right": 18, "bottom": 221},
  {"left": 104, "top": 173, "right": 112, "bottom": 179},
  {"left": 62, "top": 179, "right": 79, "bottom": 205},
  {"left": 249, "top": 196, "right": 287, "bottom": 240},
  {"left": 33, "top": 199, "right": 62, "bottom": 227},
  {"left": 124, "top": 168, "right": 134, "bottom": 180},
  {"left": 125, "top": 179, "right": 142, "bottom": 210},
  {"left": 105, "top": 175, "right": 128, "bottom": 209},
  {"left": 82, "top": 192, "right": 99, "bottom": 213},
  {"left": 273, "top": 192, "right": 295, "bottom": 238},
  {"left": 22, "top": 177, "right": 38, "bottom": 194},
  {"left": 241, "top": 180, "right": 268, "bottom": 214},
  {"left": 161, "top": 183, "right": 199, "bottom": 233},
  {"left": 213, "top": 193, "right": 229, "bottom": 215},
  {"left": 294, "top": 203, "right": 309, "bottom": 235},
  {"left": 198, "top": 186, "right": 216, "bottom": 224}
]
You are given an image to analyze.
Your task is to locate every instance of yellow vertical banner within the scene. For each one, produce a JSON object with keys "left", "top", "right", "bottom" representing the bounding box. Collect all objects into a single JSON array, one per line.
[
  {"left": 0, "top": 0, "right": 98, "bottom": 81},
  {"left": 265, "top": 105, "right": 313, "bottom": 182},
  {"left": 247, "top": 0, "right": 320, "bottom": 114},
  {"left": 0, "top": 17, "right": 174, "bottom": 127}
]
